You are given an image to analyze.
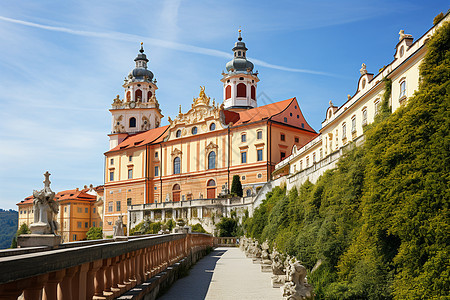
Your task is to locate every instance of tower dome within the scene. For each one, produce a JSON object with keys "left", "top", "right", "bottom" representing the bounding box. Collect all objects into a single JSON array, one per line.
[
  {"left": 128, "top": 44, "right": 154, "bottom": 81},
  {"left": 221, "top": 30, "right": 259, "bottom": 111},
  {"left": 225, "top": 31, "right": 254, "bottom": 73}
]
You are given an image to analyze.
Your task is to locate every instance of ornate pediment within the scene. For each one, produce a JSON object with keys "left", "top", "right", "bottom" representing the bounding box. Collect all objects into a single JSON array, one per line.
[
  {"left": 206, "top": 141, "right": 218, "bottom": 151},
  {"left": 168, "top": 87, "right": 222, "bottom": 129}
]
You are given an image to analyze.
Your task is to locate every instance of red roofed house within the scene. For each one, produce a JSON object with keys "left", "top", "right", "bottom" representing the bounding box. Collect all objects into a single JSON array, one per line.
[
  {"left": 17, "top": 185, "right": 103, "bottom": 243},
  {"left": 103, "top": 33, "right": 317, "bottom": 235}
]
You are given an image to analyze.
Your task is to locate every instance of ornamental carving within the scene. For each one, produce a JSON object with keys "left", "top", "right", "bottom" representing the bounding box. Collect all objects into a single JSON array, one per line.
[
  {"left": 171, "top": 148, "right": 182, "bottom": 157},
  {"left": 113, "top": 115, "right": 125, "bottom": 133},
  {"left": 206, "top": 141, "right": 218, "bottom": 151},
  {"left": 141, "top": 115, "right": 150, "bottom": 131}
]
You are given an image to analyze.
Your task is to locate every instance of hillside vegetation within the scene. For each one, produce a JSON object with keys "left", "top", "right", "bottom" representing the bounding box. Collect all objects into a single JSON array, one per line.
[
  {"left": 244, "top": 21, "right": 449, "bottom": 299},
  {"left": 0, "top": 209, "right": 18, "bottom": 249}
]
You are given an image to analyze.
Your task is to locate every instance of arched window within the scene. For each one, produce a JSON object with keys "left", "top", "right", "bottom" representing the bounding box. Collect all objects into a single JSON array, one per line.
[
  {"left": 176, "top": 130, "right": 181, "bottom": 138},
  {"left": 207, "top": 179, "right": 216, "bottom": 199},
  {"left": 172, "top": 184, "right": 180, "bottom": 190},
  {"left": 135, "top": 89, "right": 142, "bottom": 101},
  {"left": 210, "top": 123, "right": 216, "bottom": 131},
  {"left": 251, "top": 86, "right": 256, "bottom": 100},
  {"left": 147, "top": 90, "right": 152, "bottom": 100},
  {"left": 225, "top": 85, "right": 231, "bottom": 99},
  {"left": 126, "top": 91, "right": 131, "bottom": 101},
  {"left": 208, "top": 151, "right": 216, "bottom": 169},
  {"left": 129, "top": 117, "right": 136, "bottom": 128},
  {"left": 237, "top": 83, "right": 246, "bottom": 97},
  {"left": 246, "top": 189, "right": 251, "bottom": 197},
  {"left": 173, "top": 157, "right": 181, "bottom": 174},
  {"left": 207, "top": 179, "right": 216, "bottom": 186},
  {"left": 191, "top": 127, "right": 198, "bottom": 135}
]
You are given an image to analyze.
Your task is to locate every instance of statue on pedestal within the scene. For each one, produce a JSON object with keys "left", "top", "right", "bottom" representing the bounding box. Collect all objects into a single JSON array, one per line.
[
  {"left": 30, "top": 171, "right": 59, "bottom": 234},
  {"left": 113, "top": 215, "right": 125, "bottom": 237},
  {"left": 281, "top": 259, "right": 313, "bottom": 299}
]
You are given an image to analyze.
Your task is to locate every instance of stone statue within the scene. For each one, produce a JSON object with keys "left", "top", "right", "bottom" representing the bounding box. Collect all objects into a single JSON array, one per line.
[
  {"left": 30, "top": 171, "right": 59, "bottom": 234},
  {"left": 260, "top": 240, "right": 272, "bottom": 272},
  {"left": 360, "top": 63, "right": 367, "bottom": 75},
  {"left": 271, "top": 249, "right": 287, "bottom": 287},
  {"left": 281, "top": 259, "right": 313, "bottom": 299},
  {"left": 113, "top": 215, "right": 125, "bottom": 237}
]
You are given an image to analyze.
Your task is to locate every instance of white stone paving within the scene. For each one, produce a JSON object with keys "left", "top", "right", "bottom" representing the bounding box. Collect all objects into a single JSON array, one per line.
[{"left": 159, "top": 247, "right": 281, "bottom": 300}]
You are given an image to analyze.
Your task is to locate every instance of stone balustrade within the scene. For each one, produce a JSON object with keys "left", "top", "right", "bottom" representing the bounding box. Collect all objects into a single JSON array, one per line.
[{"left": 0, "top": 233, "right": 213, "bottom": 300}]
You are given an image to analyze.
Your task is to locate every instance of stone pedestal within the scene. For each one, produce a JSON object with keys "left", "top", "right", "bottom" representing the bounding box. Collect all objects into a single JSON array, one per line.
[
  {"left": 252, "top": 258, "right": 262, "bottom": 264},
  {"left": 17, "top": 234, "right": 61, "bottom": 248},
  {"left": 261, "top": 262, "right": 272, "bottom": 272}
]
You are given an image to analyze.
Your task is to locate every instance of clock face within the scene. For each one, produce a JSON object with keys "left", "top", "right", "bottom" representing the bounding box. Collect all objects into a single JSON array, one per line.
[{"left": 129, "top": 101, "right": 136, "bottom": 108}]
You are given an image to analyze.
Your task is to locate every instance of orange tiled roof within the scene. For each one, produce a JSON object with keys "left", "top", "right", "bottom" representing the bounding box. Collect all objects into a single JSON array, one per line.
[
  {"left": 107, "top": 125, "right": 169, "bottom": 153},
  {"left": 227, "top": 98, "right": 294, "bottom": 126},
  {"left": 17, "top": 188, "right": 96, "bottom": 206}
]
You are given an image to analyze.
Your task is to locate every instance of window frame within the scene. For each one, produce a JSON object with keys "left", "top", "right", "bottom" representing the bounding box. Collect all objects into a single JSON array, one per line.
[{"left": 173, "top": 157, "right": 181, "bottom": 174}]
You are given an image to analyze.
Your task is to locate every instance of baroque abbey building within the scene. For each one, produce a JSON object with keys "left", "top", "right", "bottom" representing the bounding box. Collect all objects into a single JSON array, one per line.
[{"left": 103, "top": 33, "right": 317, "bottom": 235}]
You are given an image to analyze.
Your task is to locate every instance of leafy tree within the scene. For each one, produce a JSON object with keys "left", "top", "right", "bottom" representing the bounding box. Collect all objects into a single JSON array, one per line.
[
  {"left": 231, "top": 175, "right": 243, "bottom": 197},
  {"left": 11, "top": 223, "right": 30, "bottom": 248},
  {"left": 191, "top": 223, "right": 209, "bottom": 234},
  {"left": 86, "top": 227, "right": 103, "bottom": 240},
  {"left": 216, "top": 216, "right": 241, "bottom": 237}
]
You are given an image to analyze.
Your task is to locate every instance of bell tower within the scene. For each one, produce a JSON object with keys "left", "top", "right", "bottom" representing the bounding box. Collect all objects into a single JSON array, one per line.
[
  {"left": 108, "top": 43, "right": 164, "bottom": 150},
  {"left": 220, "top": 30, "right": 259, "bottom": 111}
]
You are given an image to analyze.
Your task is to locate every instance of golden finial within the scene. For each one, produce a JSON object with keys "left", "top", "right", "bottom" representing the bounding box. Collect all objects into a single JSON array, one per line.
[{"left": 141, "top": 42, "right": 143, "bottom": 45}]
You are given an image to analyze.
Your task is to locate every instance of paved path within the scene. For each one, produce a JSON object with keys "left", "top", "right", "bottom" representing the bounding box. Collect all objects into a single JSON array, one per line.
[{"left": 159, "top": 247, "right": 281, "bottom": 300}]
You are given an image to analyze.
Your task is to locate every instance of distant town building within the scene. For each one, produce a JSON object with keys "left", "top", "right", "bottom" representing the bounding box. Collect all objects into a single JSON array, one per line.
[{"left": 17, "top": 185, "right": 103, "bottom": 242}]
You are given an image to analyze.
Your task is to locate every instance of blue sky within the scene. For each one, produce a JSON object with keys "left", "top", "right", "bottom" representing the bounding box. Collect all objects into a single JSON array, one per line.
[{"left": 0, "top": 1, "right": 448, "bottom": 210}]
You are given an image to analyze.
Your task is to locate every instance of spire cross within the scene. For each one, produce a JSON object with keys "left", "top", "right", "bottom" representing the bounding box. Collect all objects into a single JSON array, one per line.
[{"left": 43, "top": 171, "right": 51, "bottom": 189}]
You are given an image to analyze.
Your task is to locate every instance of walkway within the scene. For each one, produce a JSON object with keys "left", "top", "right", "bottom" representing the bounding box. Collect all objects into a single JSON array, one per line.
[{"left": 159, "top": 247, "right": 281, "bottom": 300}]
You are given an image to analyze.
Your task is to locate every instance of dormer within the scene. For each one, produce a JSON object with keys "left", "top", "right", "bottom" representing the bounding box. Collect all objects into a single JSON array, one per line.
[
  {"left": 395, "top": 30, "right": 414, "bottom": 60},
  {"left": 325, "top": 100, "right": 338, "bottom": 121},
  {"left": 357, "top": 63, "right": 374, "bottom": 92}
]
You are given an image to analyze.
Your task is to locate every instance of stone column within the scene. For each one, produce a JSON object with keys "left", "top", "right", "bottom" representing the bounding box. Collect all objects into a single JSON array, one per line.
[
  {"left": 58, "top": 266, "right": 79, "bottom": 300},
  {"left": 23, "top": 274, "right": 49, "bottom": 300},
  {"left": 43, "top": 270, "right": 65, "bottom": 300},
  {"left": 86, "top": 260, "right": 102, "bottom": 300}
]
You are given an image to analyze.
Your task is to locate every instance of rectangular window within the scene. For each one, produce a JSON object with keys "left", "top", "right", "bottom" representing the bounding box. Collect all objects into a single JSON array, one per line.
[
  {"left": 281, "top": 152, "right": 286, "bottom": 160},
  {"left": 110, "top": 158, "right": 114, "bottom": 165},
  {"left": 241, "top": 134, "right": 246, "bottom": 142},
  {"left": 400, "top": 81, "right": 406, "bottom": 98},
  {"left": 351, "top": 117, "right": 356, "bottom": 133},
  {"left": 109, "top": 171, "right": 114, "bottom": 181},
  {"left": 77, "top": 207, "right": 82, "bottom": 213},
  {"left": 85, "top": 222, "right": 88, "bottom": 228},
  {"left": 362, "top": 109, "right": 368, "bottom": 125},
  {"left": 93, "top": 221, "right": 96, "bottom": 227},
  {"left": 85, "top": 207, "right": 88, "bottom": 213},
  {"left": 295, "top": 137, "right": 299, "bottom": 143},
  {"left": 306, "top": 156, "right": 309, "bottom": 167},
  {"left": 257, "top": 131, "right": 262, "bottom": 140},
  {"left": 241, "top": 152, "right": 247, "bottom": 164},
  {"left": 342, "top": 123, "right": 346, "bottom": 138},
  {"left": 257, "top": 149, "right": 263, "bottom": 161},
  {"left": 73, "top": 234, "right": 77, "bottom": 241},
  {"left": 375, "top": 101, "right": 380, "bottom": 116},
  {"left": 155, "top": 165, "right": 159, "bottom": 177},
  {"left": 128, "top": 169, "right": 133, "bottom": 179},
  {"left": 116, "top": 201, "right": 121, "bottom": 212},
  {"left": 127, "top": 198, "right": 132, "bottom": 206},
  {"left": 108, "top": 201, "right": 113, "bottom": 212},
  {"left": 300, "top": 161, "right": 303, "bottom": 170},
  {"left": 280, "top": 133, "right": 285, "bottom": 141},
  {"left": 313, "top": 153, "right": 316, "bottom": 163},
  {"left": 129, "top": 155, "right": 133, "bottom": 162},
  {"left": 77, "top": 222, "right": 81, "bottom": 228},
  {"left": 93, "top": 207, "right": 96, "bottom": 213},
  {"left": 64, "top": 207, "right": 67, "bottom": 213},
  {"left": 155, "top": 151, "right": 158, "bottom": 158}
]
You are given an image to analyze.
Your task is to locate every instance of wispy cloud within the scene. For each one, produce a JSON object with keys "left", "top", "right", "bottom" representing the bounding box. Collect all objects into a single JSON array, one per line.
[{"left": 0, "top": 15, "right": 337, "bottom": 77}]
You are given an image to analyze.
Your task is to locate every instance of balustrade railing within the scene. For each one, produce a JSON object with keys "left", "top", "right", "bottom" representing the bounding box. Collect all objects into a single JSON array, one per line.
[{"left": 0, "top": 233, "right": 213, "bottom": 300}]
